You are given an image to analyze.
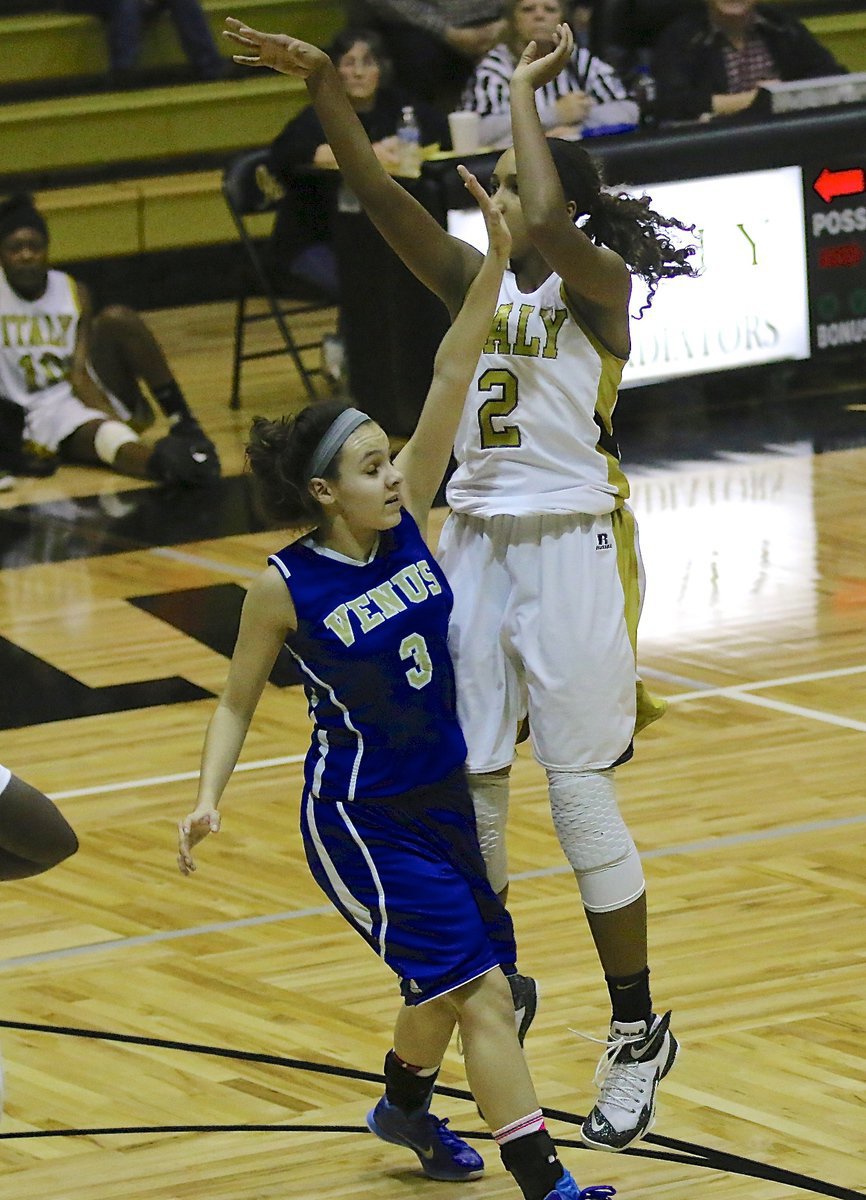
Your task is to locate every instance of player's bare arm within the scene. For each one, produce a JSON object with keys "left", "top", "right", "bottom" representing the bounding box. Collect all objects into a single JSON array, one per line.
[
  {"left": 397, "top": 168, "right": 511, "bottom": 528},
  {"left": 510, "top": 23, "right": 630, "bottom": 318},
  {"left": 177, "top": 568, "right": 295, "bottom": 875},
  {"left": 223, "top": 16, "right": 480, "bottom": 314}
]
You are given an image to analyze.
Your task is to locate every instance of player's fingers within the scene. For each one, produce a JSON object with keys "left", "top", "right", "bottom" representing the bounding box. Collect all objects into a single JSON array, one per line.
[
  {"left": 518, "top": 38, "right": 538, "bottom": 65},
  {"left": 224, "top": 17, "right": 255, "bottom": 34},
  {"left": 223, "top": 29, "right": 258, "bottom": 49}
]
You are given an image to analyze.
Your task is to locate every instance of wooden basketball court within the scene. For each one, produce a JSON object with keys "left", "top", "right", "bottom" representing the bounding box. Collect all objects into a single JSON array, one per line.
[{"left": 0, "top": 300, "right": 863, "bottom": 1200}]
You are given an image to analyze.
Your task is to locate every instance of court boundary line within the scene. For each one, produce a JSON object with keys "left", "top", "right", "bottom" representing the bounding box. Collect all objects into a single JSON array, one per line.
[
  {"left": 2, "top": 808, "right": 864, "bottom": 971},
  {"left": 0, "top": 1019, "right": 860, "bottom": 1200},
  {"left": 47, "top": 661, "right": 866, "bottom": 803},
  {"left": 1, "top": 659, "right": 859, "bottom": 971}
]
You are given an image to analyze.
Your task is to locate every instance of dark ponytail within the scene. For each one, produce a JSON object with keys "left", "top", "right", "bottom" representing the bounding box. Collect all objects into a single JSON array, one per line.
[
  {"left": 246, "top": 399, "right": 350, "bottom": 526},
  {"left": 547, "top": 139, "right": 699, "bottom": 316}
]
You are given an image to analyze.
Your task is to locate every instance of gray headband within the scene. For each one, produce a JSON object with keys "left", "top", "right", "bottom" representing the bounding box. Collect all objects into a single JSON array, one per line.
[{"left": 305, "top": 408, "right": 372, "bottom": 480}]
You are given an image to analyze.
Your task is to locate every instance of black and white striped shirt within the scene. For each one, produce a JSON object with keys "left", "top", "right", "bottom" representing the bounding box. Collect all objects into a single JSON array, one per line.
[{"left": 461, "top": 43, "right": 637, "bottom": 146}]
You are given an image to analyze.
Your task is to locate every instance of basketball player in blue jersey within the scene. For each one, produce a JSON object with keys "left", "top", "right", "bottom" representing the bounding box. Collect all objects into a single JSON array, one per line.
[
  {"left": 0, "top": 764, "right": 79, "bottom": 1111},
  {"left": 0, "top": 193, "right": 219, "bottom": 488},
  {"left": 223, "top": 15, "right": 699, "bottom": 1155},
  {"left": 176, "top": 166, "right": 613, "bottom": 1200}
]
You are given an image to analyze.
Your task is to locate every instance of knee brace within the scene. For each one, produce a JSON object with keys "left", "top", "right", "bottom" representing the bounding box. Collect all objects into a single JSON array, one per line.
[
  {"left": 547, "top": 768, "right": 645, "bottom": 914},
  {"left": 468, "top": 771, "right": 510, "bottom": 894},
  {"left": 93, "top": 420, "right": 139, "bottom": 465}
]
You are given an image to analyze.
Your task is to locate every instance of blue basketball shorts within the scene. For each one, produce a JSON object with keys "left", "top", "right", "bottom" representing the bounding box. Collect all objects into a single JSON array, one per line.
[{"left": 300, "top": 767, "right": 517, "bottom": 1005}]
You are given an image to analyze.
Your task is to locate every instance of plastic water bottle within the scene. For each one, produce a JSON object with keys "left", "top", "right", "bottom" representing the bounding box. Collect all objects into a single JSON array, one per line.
[
  {"left": 631, "top": 51, "right": 658, "bottom": 128},
  {"left": 397, "top": 105, "right": 422, "bottom": 177}
]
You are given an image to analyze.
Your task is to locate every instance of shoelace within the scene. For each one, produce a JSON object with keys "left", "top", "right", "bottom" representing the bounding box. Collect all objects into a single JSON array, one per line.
[
  {"left": 425, "top": 1115, "right": 475, "bottom": 1161},
  {"left": 569, "top": 1027, "right": 647, "bottom": 1115},
  {"left": 579, "top": 1187, "right": 617, "bottom": 1200}
]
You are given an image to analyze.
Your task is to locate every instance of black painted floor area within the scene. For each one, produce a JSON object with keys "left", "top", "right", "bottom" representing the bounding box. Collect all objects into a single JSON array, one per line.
[{"left": 2, "top": 374, "right": 865, "bottom": 572}]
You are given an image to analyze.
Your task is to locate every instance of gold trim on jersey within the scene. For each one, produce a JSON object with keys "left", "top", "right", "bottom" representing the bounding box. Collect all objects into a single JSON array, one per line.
[
  {"left": 559, "top": 284, "right": 630, "bottom": 505},
  {"left": 70, "top": 274, "right": 85, "bottom": 316},
  {"left": 610, "top": 506, "right": 640, "bottom": 656},
  {"left": 610, "top": 507, "right": 668, "bottom": 736}
]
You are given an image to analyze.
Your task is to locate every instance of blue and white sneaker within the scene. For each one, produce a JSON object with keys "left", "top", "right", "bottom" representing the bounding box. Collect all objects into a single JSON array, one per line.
[
  {"left": 580, "top": 1011, "right": 679, "bottom": 1152},
  {"left": 544, "top": 1168, "right": 617, "bottom": 1199},
  {"left": 366, "top": 1096, "right": 484, "bottom": 1181}
]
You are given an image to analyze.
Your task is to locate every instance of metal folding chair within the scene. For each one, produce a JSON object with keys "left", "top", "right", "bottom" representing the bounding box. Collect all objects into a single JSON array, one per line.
[{"left": 222, "top": 146, "right": 336, "bottom": 408}]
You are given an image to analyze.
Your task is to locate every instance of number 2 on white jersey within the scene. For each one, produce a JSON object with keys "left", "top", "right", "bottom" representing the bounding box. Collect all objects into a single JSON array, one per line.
[{"left": 478, "top": 368, "right": 521, "bottom": 448}]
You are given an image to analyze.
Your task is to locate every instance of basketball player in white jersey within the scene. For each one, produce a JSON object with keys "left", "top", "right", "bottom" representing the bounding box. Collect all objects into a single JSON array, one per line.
[
  {"left": 223, "top": 16, "right": 699, "bottom": 1153},
  {"left": 0, "top": 193, "right": 220, "bottom": 488},
  {"left": 0, "top": 763, "right": 78, "bottom": 1112}
]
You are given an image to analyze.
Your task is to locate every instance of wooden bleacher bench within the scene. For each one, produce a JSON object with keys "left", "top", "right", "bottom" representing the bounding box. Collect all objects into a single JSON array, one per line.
[
  {"left": 3, "top": 0, "right": 864, "bottom": 283},
  {"left": 0, "top": 74, "right": 309, "bottom": 184},
  {"left": 0, "top": 0, "right": 344, "bottom": 300},
  {"left": 34, "top": 171, "right": 274, "bottom": 264},
  {"left": 0, "top": 0, "right": 342, "bottom": 88}
]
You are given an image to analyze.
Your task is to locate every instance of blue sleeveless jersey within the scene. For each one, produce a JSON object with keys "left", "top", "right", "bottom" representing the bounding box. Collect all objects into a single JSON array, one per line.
[{"left": 269, "top": 510, "right": 467, "bottom": 801}]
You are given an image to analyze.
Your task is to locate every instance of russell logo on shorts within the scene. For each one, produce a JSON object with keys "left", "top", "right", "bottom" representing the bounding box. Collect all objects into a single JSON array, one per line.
[{"left": 596, "top": 532, "right": 612, "bottom": 550}]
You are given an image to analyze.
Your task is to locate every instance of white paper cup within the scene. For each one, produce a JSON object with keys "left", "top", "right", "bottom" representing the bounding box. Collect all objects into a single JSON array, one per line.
[{"left": 448, "top": 110, "right": 481, "bottom": 155}]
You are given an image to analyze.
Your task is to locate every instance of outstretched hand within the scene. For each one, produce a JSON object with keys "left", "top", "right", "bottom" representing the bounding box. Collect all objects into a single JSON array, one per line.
[
  {"left": 223, "top": 16, "right": 329, "bottom": 78},
  {"left": 177, "top": 806, "right": 221, "bottom": 876},
  {"left": 512, "top": 22, "right": 574, "bottom": 91},
  {"left": 457, "top": 165, "right": 511, "bottom": 261}
]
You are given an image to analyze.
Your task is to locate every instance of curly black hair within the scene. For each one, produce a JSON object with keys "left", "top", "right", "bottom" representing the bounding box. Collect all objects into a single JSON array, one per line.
[{"left": 547, "top": 139, "right": 699, "bottom": 316}]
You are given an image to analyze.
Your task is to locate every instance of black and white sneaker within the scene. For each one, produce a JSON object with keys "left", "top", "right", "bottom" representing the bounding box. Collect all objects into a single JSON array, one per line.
[
  {"left": 508, "top": 972, "right": 540, "bottom": 1047},
  {"left": 150, "top": 421, "right": 221, "bottom": 486},
  {"left": 579, "top": 1011, "right": 679, "bottom": 1152}
]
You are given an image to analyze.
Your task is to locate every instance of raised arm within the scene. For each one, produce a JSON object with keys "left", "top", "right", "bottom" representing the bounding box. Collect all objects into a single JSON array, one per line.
[
  {"left": 509, "top": 23, "right": 629, "bottom": 313},
  {"left": 395, "top": 167, "right": 510, "bottom": 534},
  {"left": 224, "top": 18, "right": 480, "bottom": 314}
]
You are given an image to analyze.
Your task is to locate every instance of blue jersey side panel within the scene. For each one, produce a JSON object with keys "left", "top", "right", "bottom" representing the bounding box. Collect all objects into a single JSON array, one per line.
[{"left": 269, "top": 511, "right": 467, "bottom": 800}]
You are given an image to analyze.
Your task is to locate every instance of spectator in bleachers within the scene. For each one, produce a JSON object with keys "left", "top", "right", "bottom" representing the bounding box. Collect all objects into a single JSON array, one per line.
[
  {"left": 0, "top": 193, "right": 220, "bottom": 487},
  {"left": 348, "top": 0, "right": 506, "bottom": 105},
  {"left": 653, "top": 0, "right": 847, "bottom": 122},
  {"left": 267, "top": 27, "right": 449, "bottom": 301},
  {"left": 62, "top": 0, "right": 228, "bottom": 84},
  {"left": 460, "top": 0, "right": 638, "bottom": 149}
]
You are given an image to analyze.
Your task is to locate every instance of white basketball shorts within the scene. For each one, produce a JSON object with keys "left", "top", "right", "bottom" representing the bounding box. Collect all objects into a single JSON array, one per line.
[
  {"left": 23, "top": 385, "right": 107, "bottom": 454},
  {"left": 437, "top": 508, "right": 644, "bottom": 773}
]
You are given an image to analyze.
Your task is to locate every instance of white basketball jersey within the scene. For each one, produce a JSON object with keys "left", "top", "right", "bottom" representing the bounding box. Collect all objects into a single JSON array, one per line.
[
  {"left": 446, "top": 270, "right": 630, "bottom": 517},
  {"left": 0, "top": 268, "right": 80, "bottom": 409}
]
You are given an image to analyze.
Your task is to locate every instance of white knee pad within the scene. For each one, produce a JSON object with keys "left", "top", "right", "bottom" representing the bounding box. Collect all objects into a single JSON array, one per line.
[
  {"left": 547, "top": 769, "right": 645, "bottom": 914},
  {"left": 94, "top": 420, "right": 139, "bottom": 465},
  {"left": 469, "top": 772, "right": 510, "bottom": 894}
]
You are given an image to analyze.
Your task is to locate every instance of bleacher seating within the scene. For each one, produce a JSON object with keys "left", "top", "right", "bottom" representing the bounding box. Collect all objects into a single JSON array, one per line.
[
  {"left": 0, "top": 0, "right": 344, "bottom": 302},
  {"left": 2, "top": 0, "right": 865, "bottom": 304},
  {"left": 0, "top": 0, "right": 340, "bottom": 93},
  {"left": 805, "top": 10, "right": 866, "bottom": 71}
]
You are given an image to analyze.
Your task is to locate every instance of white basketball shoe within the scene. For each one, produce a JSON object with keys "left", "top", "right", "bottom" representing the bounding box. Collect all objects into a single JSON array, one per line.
[{"left": 580, "top": 1011, "right": 679, "bottom": 1152}]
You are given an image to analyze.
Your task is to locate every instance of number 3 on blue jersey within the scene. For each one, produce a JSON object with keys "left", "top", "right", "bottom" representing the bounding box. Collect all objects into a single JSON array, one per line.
[{"left": 400, "top": 632, "right": 433, "bottom": 689}]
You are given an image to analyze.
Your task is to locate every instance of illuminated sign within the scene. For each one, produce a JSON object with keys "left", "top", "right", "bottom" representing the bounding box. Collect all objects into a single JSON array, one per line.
[
  {"left": 621, "top": 168, "right": 810, "bottom": 386},
  {"left": 804, "top": 157, "right": 866, "bottom": 353},
  {"left": 448, "top": 165, "right": 811, "bottom": 388}
]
